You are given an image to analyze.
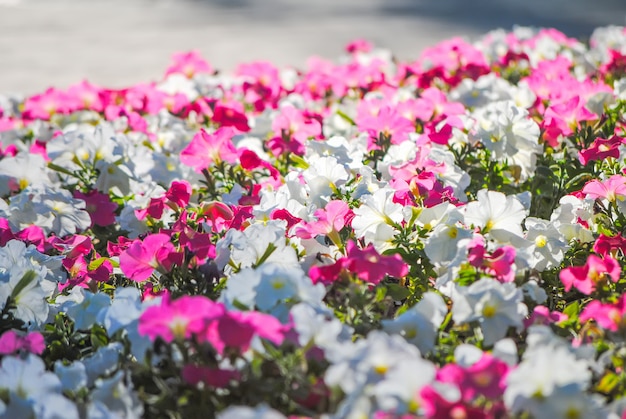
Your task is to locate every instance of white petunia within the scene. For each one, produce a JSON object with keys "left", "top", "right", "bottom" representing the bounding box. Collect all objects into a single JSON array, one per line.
[
  {"left": 505, "top": 340, "right": 599, "bottom": 419},
  {"left": 302, "top": 156, "right": 349, "bottom": 207},
  {"left": 290, "top": 302, "right": 353, "bottom": 352},
  {"left": 0, "top": 266, "right": 49, "bottom": 328},
  {"left": 464, "top": 189, "right": 528, "bottom": 243},
  {"left": 57, "top": 287, "right": 111, "bottom": 331},
  {"left": 89, "top": 370, "right": 144, "bottom": 419},
  {"left": 382, "top": 292, "right": 448, "bottom": 353},
  {"left": 0, "top": 354, "right": 78, "bottom": 419},
  {"left": 0, "top": 152, "right": 56, "bottom": 196},
  {"left": 352, "top": 187, "right": 404, "bottom": 250},
  {"left": 523, "top": 217, "right": 569, "bottom": 271},
  {"left": 216, "top": 221, "right": 299, "bottom": 272},
  {"left": 470, "top": 100, "right": 542, "bottom": 181},
  {"left": 452, "top": 278, "right": 527, "bottom": 346}
]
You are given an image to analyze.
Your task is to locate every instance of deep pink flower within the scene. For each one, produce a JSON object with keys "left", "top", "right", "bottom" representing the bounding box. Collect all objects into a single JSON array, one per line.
[
  {"left": 559, "top": 254, "right": 621, "bottom": 295},
  {"left": 0, "top": 330, "right": 45, "bottom": 355},
  {"left": 420, "top": 385, "right": 488, "bottom": 419},
  {"left": 74, "top": 190, "right": 118, "bottom": 227},
  {"left": 66, "top": 80, "right": 105, "bottom": 112},
  {"left": 580, "top": 294, "right": 626, "bottom": 332},
  {"left": 270, "top": 209, "right": 302, "bottom": 231},
  {"left": 119, "top": 233, "right": 180, "bottom": 282},
  {"left": 182, "top": 365, "right": 240, "bottom": 388},
  {"left": 524, "top": 305, "right": 568, "bottom": 328},
  {"left": 212, "top": 103, "right": 250, "bottom": 132},
  {"left": 357, "top": 105, "right": 415, "bottom": 148},
  {"left": 593, "top": 233, "right": 626, "bottom": 257},
  {"left": 165, "top": 50, "right": 213, "bottom": 78},
  {"left": 344, "top": 241, "right": 409, "bottom": 285},
  {"left": 542, "top": 95, "right": 597, "bottom": 146},
  {"left": 22, "top": 87, "right": 77, "bottom": 120},
  {"left": 308, "top": 259, "right": 345, "bottom": 285},
  {"left": 0, "top": 218, "right": 14, "bottom": 247},
  {"left": 582, "top": 174, "right": 626, "bottom": 203},
  {"left": 295, "top": 200, "right": 352, "bottom": 240},
  {"left": 135, "top": 197, "right": 166, "bottom": 221},
  {"left": 138, "top": 295, "right": 224, "bottom": 343},
  {"left": 436, "top": 354, "right": 508, "bottom": 401},
  {"left": 180, "top": 127, "right": 240, "bottom": 173},
  {"left": 579, "top": 135, "right": 624, "bottom": 166},
  {"left": 15, "top": 226, "right": 47, "bottom": 252},
  {"left": 345, "top": 39, "right": 373, "bottom": 54},
  {"left": 269, "top": 106, "right": 322, "bottom": 156},
  {"left": 165, "top": 180, "right": 192, "bottom": 208},
  {"left": 201, "top": 201, "right": 234, "bottom": 233},
  {"left": 236, "top": 61, "right": 283, "bottom": 110},
  {"left": 204, "top": 310, "right": 288, "bottom": 355},
  {"left": 467, "top": 236, "right": 515, "bottom": 282}
]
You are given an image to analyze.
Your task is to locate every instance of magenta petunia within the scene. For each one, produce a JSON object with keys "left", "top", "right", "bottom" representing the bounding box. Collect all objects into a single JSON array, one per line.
[{"left": 119, "top": 233, "right": 179, "bottom": 282}]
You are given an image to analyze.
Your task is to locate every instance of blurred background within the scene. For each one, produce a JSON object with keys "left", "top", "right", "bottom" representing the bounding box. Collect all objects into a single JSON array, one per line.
[{"left": 1, "top": 0, "right": 625, "bottom": 95}]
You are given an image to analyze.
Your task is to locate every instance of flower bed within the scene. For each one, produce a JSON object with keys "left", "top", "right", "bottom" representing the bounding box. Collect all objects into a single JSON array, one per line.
[{"left": 2, "top": 25, "right": 626, "bottom": 418}]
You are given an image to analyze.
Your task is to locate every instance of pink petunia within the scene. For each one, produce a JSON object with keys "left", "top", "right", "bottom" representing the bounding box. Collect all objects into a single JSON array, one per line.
[
  {"left": 582, "top": 174, "right": 626, "bottom": 203},
  {"left": 343, "top": 241, "right": 409, "bottom": 285},
  {"left": 74, "top": 190, "right": 118, "bottom": 227},
  {"left": 295, "top": 200, "right": 352, "bottom": 243},
  {"left": 593, "top": 233, "right": 626, "bottom": 257},
  {"left": 164, "top": 50, "right": 213, "bottom": 78},
  {"left": 138, "top": 295, "right": 224, "bottom": 343},
  {"left": 119, "top": 233, "right": 180, "bottom": 282},
  {"left": 524, "top": 305, "right": 568, "bottom": 328},
  {"left": 0, "top": 330, "right": 45, "bottom": 355},
  {"left": 182, "top": 365, "right": 240, "bottom": 388},
  {"left": 579, "top": 135, "right": 624, "bottom": 166},
  {"left": 165, "top": 180, "right": 192, "bottom": 208},
  {"left": 559, "top": 254, "right": 621, "bottom": 295},
  {"left": 180, "top": 127, "right": 240, "bottom": 173},
  {"left": 580, "top": 294, "right": 626, "bottom": 332},
  {"left": 420, "top": 385, "right": 489, "bottom": 419},
  {"left": 203, "top": 310, "right": 288, "bottom": 355}
]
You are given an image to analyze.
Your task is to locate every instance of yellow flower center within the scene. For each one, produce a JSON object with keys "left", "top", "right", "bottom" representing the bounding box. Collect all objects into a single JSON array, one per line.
[
  {"left": 565, "top": 407, "right": 582, "bottom": 419},
  {"left": 272, "top": 280, "right": 285, "bottom": 290},
  {"left": 482, "top": 304, "right": 497, "bottom": 318},
  {"left": 373, "top": 364, "right": 388, "bottom": 375},
  {"left": 534, "top": 235, "right": 548, "bottom": 248},
  {"left": 404, "top": 328, "right": 417, "bottom": 339},
  {"left": 169, "top": 316, "right": 188, "bottom": 339}
]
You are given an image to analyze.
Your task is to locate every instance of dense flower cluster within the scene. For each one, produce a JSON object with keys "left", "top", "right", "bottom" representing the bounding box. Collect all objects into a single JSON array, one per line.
[{"left": 4, "top": 25, "right": 626, "bottom": 418}]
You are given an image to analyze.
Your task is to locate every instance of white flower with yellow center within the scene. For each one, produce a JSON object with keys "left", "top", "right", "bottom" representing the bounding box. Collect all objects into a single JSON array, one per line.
[
  {"left": 464, "top": 189, "right": 528, "bottom": 243},
  {"left": 524, "top": 217, "right": 568, "bottom": 271},
  {"left": 452, "top": 278, "right": 527, "bottom": 346},
  {"left": 352, "top": 187, "right": 404, "bottom": 250}
]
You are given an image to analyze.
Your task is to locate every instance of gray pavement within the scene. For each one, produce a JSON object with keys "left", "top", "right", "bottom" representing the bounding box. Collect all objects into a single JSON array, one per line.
[{"left": 0, "top": 0, "right": 625, "bottom": 95}]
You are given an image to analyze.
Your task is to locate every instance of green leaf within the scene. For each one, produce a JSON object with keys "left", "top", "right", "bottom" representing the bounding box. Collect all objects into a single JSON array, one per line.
[
  {"left": 596, "top": 372, "right": 620, "bottom": 394},
  {"left": 386, "top": 283, "right": 410, "bottom": 301},
  {"left": 47, "top": 162, "right": 76, "bottom": 177},
  {"left": 563, "top": 300, "right": 580, "bottom": 318},
  {"left": 336, "top": 109, "right": 356, "bottom": 126},
  {"left": 88, "top": 257, "right": 110, "bottom": 271},
  {"left": 90, "top": 325, "right": 109, "bottom": 348},
  {"left": 10, "top": 270, "right": 38, "bottom": 300}
]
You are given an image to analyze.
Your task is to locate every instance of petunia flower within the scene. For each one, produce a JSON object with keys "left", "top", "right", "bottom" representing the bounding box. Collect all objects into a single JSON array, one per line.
[
  {"left": 119, "top": 233, "right": 181, "bottom": 282},
  {"left": 580, "top": 294, "right": 626, "bottom": 332},
  {"left": 559, "top": 254, "right": 620, "bottom": 295},
  {"left": 180, "top": 127, "right": 239, "bottom": 173},
  {"left": 138, "top": 295, "right": 223, "bottom": 343}
]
